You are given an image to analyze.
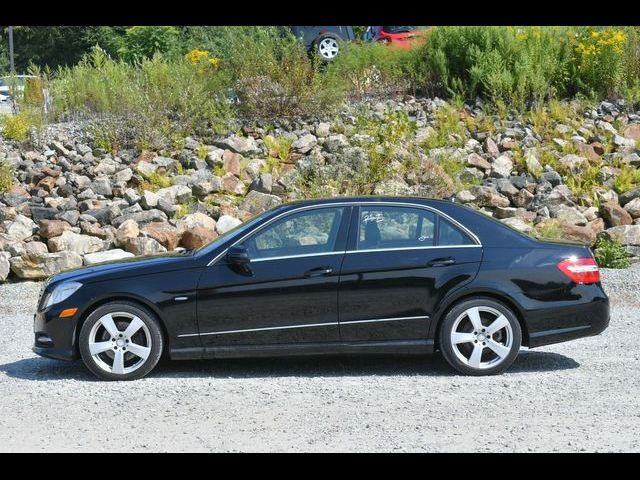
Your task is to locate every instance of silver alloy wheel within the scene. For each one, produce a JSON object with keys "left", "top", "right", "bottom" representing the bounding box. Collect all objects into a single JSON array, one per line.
[
  {"left": 318, "top": 37, "right": 339, "bottom": 59},
  {"left": 88, "top": 312, "right": 152, "bottom": 375},
  {"left": 450, "top": 306, "right": 513, "bottom": 370}
]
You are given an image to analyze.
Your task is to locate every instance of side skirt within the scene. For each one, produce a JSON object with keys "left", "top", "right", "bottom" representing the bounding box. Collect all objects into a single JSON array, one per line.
[{"left": 170, "top": 339, "right": 434, "bottom": 360}]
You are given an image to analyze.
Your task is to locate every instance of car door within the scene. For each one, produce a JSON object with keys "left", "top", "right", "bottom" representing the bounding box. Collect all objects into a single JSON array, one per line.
[
  {"left": 196, "top": 206, "right": 351, "bottom": 348},
  {"left": 338, "top": 204, "right": 482, "bottom": 343}
]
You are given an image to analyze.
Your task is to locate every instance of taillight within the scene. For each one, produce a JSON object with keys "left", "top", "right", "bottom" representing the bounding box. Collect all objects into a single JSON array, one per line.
[{"left": 557, "top": 257, "right": 600, "bottom": 284}]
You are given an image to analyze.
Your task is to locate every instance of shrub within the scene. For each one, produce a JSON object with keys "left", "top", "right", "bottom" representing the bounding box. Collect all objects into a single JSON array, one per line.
[
  {"left": 228, "top": 31, "right": 345, "bottom": 119},
  {"left": 594, "top": 237, "right": 631, "bottom": 268},
  {"left": 0, "top": 161, "right": 14, "bottom": 192},
  {"left": 48, "top": 46, "right": 233, "bottom": 151},
  {"left": 0, "top": 110, "right": 37, "bottom": 141},
  {"left": 421, "top": 105, "right": 466, "bottom": 149},
  {"left": 326, "top": 42, "right": 427, "bottom": 99},
  {"left": 138, "top": 171, "right": 173, "bottom": 192}
]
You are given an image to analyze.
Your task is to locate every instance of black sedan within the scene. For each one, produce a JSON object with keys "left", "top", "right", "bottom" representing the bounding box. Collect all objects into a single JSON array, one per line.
[{"left": 33, "top": 197, "right": 610, "bottom": 380}]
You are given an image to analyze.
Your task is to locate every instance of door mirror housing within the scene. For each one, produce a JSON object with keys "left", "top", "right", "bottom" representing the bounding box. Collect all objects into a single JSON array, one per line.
[{"left": 226, "top": 245, "right": 250, "bottom": 265}]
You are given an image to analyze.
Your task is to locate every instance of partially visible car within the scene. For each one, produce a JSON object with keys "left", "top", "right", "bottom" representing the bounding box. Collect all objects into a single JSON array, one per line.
[
  {"left": 366, "top": 26, "right": 429, "bottom": 49},
  {"left": 289, "top": 26, "right": 355, "bottom": 61}
]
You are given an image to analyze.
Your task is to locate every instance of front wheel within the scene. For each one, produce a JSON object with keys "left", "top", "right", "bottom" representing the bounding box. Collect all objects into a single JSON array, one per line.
[
  {"left": 439, "top": 298, "right": 521, "bottom": 376},
  {"left": 79, "top": 301, "right": 164, "bottom": 381},
  {"left": 314, "top": 34, "right": 341, "bottom": 61}
]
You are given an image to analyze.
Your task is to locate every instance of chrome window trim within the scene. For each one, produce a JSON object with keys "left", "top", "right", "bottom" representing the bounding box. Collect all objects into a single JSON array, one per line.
[
  {"left": 206, "top": 201, "right": 481, "bottom": 267},
  {"left": 251, "top": 251, "right": 346, "bottom": 263},
  {"left": 177, "top": 315, "right": 429, "bottom": 338},
  {"left": 345, "top": 245, "right": 481, "bottom": 254}
]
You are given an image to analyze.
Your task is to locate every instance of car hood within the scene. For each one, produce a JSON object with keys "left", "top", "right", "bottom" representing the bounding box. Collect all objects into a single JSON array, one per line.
[{"left": 48, "top": 251, "right": 196, "bottom": 286}]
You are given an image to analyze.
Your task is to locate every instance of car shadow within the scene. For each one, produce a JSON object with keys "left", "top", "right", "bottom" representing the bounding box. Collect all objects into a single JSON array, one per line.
[{"left": 0, "top": 350, "right": 579, "bottom": 382}]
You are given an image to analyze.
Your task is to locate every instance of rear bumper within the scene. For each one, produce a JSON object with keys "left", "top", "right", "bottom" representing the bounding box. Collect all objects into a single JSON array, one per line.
[{"left": 519, "top": 287, "right": 610, "bottom": 348}]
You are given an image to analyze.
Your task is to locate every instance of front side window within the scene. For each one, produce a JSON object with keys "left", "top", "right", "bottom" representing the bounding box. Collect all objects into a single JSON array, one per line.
[
  {"left": 243, "top": 207, "right": 344, "bottom": 260},
  {"left": 358, "top": 206, "right": 436, "bottom": 250}
]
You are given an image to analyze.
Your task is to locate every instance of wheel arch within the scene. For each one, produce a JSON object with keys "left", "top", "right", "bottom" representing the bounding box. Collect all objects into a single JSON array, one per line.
[
  {"left": 430, "top": 288, "right": 530, "bottom": 349},
  {"left": 73, "top": 294, "right": 170, "bottom": 357}
]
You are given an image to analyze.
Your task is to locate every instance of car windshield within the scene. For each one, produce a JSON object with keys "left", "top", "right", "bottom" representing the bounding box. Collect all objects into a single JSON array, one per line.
[{"left": 383, "top": 26, "right": 418, "bottom": 34}]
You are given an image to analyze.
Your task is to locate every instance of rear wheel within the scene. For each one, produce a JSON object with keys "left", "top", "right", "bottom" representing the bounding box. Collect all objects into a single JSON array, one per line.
[
  {"left": 439, "top": 298, "right": 521, "bottom": 376},
  {"left": 314, "top": 34, "right": 341, "bottom": 61},
  {"left": 79, "top": 302, "right": 164, "bottom": 381}
]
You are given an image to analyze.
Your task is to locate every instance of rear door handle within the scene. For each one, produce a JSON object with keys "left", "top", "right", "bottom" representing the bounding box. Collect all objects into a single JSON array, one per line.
[
  {"left": 304, "top": 266, "right": 334, "bottom": 277},
  {"left": 427, "top": 257, "right": 456, "bottom": 267}
]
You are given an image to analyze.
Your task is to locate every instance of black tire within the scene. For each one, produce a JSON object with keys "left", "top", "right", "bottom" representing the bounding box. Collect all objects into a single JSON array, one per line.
[
  {"left": 313, "top": 33, "right": 341, "bottom": 61},
  {"left": 79, "top": 301, "right": 164, "bottom": 381},
  {"left": 439, "top": 297, "right": 521, "bottom": 376}
]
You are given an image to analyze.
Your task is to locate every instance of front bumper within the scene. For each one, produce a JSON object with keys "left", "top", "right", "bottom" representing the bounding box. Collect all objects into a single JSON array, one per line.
[{"left": 33, "top": 307, "right": 80, "bottom": 362}]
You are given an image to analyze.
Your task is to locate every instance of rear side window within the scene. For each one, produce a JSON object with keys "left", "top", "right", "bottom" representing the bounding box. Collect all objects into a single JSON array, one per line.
[
  {"left": 358, "top": 206, "right": 436, "bottom": 250},
  {"left": 438, "top": 217, "right": 475, "bottom": 246}
]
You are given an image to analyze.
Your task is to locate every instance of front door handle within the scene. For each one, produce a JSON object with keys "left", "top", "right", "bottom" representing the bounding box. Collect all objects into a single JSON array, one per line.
[
  {"left": 427, "top": 257, "right": 456, "bottom": 267},
  {"left": 304, "top": 266, "right": 334, "bottom": 277}
]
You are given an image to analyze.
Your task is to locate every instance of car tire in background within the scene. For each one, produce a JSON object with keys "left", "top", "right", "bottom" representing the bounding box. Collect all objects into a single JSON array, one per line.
[
  {"left": 439, "top": 297, "right": 522, "bottom": 376},
  {"left": 314, "top": 33, "right": 341, "bottom": 61},
  {"left": 79, "top": 301, "right": 164, "bottom": 381}
]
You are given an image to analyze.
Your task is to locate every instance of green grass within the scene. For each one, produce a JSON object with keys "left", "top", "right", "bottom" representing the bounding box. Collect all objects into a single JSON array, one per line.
[{"left": 0, "top": 161, "right": 14, "bottom": 193}]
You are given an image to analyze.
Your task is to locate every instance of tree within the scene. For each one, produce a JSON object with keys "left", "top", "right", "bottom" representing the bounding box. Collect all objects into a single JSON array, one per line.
[
  {"left": 118, "top": 26, "right": 180, "bottom": 63},
  {"left": 0, "top": 27, "right": 9, "bottom": 74}
]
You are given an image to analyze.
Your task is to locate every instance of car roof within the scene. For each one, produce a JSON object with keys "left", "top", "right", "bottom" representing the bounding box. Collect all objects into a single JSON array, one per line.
[{"left": 279, "top": 196, "right": 452, "bottom": 208}]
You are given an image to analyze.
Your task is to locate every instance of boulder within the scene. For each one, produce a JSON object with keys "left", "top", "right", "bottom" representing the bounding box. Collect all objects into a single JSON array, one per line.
[
  {"left": 490, "top": 154, "right": 513, "bottom": 178},
  {"left": 181, "top": 227, "right": 218, "bottom": 249},
  {"left": 600, "top": 201, "right": 633, "bottom": 227},
  {"left": 624, "top": 198, "right": 640, "bottom": 219},
  {"left": 221, "top": 173, "right": 247, "bottom": 195},
  {"left": 7, "top": 215, "right": 38, "bottom": 242},
  {"left": 123, "top": 237, "right": 167, "bottom": 256},
  {"left": 470, "top": 186, "right": 510, "bottom": 208},
  {"left": 222, "top": 150, "right": 242, "bottom": 176},
  {"left": 622, "top": 123, "right": 640, "bottom": 140},
  {"left": 524, "top": 149, "right": 543, "bottom": 177},
  {"left": 215, "top": 134, "right": 260, "bottom": 155},
  {"left": 112, "top": 209, "right": 168, "bottom": 228},
  {"left": 239, "top": 190, "right": 282, "bottom": 215},
  {"left": 483, "top": 137, "right": 500, "bottom": 158},
  {"left": 10, "top": 251, "right": 83, "bottom": 280},
  {"left": 549, "top": 205, "right": 588, "bottom": 226},
  {"left": 560, "top": 224, "right": 597, "bottom": 246},
  {"left": 38, "top": 219, "right": 72, "bottom": 239},
  {"left": 216, "top": 215, "right": 242, "bottom": 235},
  {"left": 83, "top": 249, "right": 135, "bottom": 266},
  {"left": 141, "top": 222, "right": 180, "bottom": 250},
  {"left": 292, "top": 134, "right": 318, "bottom": 154},
  {"left": 155, "top": 185, "right": 193, "bottom": 205},
  {"left": 115, "top": 219, "right": 140, "bottom": 247},
  {"left": 176, "top": 212, "right": 216, "bottom": 234},
  {"left": 501, "top": 217, "right": 532, "bottom": 233},
  {"left": 466, "top": 153, "right": 491, "bottom": 172},
  {"left": 48, "top": 231, "right": 104, "bottom": 255},
  {"left": 140, "top": 190, "right": 159, "bottom": 209},
  {"left": 559, "top": 154, "right": 586, "bottom": 174},
  {"left": 0, "top": 252, "right": 10, "bottom": 281},
  {"left": 604, "top": 225, "right": 640, "bottom": 246}
]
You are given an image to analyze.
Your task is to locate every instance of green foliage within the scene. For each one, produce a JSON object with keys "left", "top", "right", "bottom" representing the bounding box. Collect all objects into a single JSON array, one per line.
[
  {"left": 174, "top": 202, "right": 190, "bottom": 219},
  {"left": 138, "top": 171, "right": 173, "bottom": 192},
  {"left": 532, "top": 220, "right": 564, "bottom": 241},
  {"left": 0, "top": 109, "right": 42, "bottom": 141},
  {"left": 0, "top": 161, "right": 14, "bottom": 192},
  {"left": 48, "top": 46, "right": 233, "bottom": 151},
  {"left": 613, "top": 163, "right": 640, "bottom": 194},
  {"left": 196, "top": 144, "right": 208, "bottom": 160},
  {"left": 326, "top": 41, "right": 427, "bottom": 98},
  {"left": 228, "top": 30, "right": 345, "bottom": 119},
  {"left": 421, "top": 105, "right": 466, "bottom": 149},
  {"left": 594, "top": 237, "right": 631, "bottom": 268},
  {"left": 565, "top": 165, "right": 602, "bottom": 206},
  {"left": 118, "top": 26, "right": 181, "bottom": 63}
]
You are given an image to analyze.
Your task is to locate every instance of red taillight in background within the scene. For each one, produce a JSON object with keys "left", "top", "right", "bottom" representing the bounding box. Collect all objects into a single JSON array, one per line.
[{"left": 557, "top": 257, "right": 600, "bottom": 284}]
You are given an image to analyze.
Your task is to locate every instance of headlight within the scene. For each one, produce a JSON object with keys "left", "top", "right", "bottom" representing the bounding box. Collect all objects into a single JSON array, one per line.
[{"left": 44, "top": 282, "right": 82, "bottom": 309}]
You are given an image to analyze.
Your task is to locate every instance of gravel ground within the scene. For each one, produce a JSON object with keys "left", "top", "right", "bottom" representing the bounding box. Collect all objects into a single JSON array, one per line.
[{"left": 0, "top": 267, "right": 639, "bottom": 452}]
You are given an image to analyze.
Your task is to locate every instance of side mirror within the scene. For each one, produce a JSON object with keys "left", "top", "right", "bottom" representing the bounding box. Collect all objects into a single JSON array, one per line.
[{"left": 226, "top": 245, "right": 250, "bottom": 265}]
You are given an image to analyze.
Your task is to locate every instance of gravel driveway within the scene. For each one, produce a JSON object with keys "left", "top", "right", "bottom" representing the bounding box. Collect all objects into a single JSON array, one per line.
[{"left": 0, "top": 268, "right": 639, "bottom": 452}]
